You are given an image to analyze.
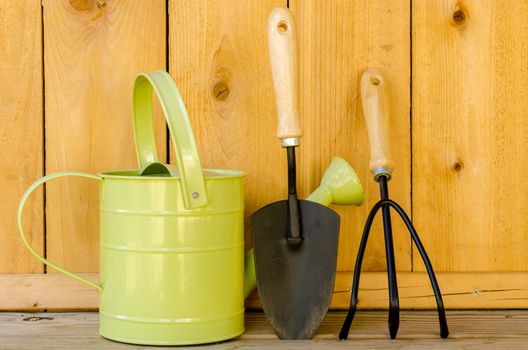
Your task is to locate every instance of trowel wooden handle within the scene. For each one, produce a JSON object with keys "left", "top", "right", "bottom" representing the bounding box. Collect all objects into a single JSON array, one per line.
[
  {"left": 360, "top": 68, "right": 394, "bottom": 178},
  {"left": 268, "top": 7, "right": 302, "bottom": 146}
]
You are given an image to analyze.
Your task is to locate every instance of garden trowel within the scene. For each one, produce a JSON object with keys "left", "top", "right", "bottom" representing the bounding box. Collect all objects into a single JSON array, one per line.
[{"left": 250, "top": 7, "right": 340, "bottom": 340}]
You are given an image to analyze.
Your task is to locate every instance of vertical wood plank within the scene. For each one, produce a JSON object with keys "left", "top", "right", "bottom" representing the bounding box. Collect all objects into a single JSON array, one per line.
[
  {"left": 44, "top": 0, "right": 166, "bottom": 272},
  {"left": 0, "top": 2, "right": 43, "bottom": 273},
  {"left": 168, "top": 0, "right": 286, "bottom": 251},
  {"left": 413, "top": 0, "right": 528, "bottom": 271},
  {"left": 290, "top": 1, "right": 411, "bottom": 271}
]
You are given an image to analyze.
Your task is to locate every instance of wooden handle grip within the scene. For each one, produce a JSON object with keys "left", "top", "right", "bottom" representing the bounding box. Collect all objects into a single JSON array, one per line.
[
  {"left": 268, "top": 7, "right": 302, "bottom": 144},
  {"left": 360, "top": 68, "right": 394, "bottom": 175}
]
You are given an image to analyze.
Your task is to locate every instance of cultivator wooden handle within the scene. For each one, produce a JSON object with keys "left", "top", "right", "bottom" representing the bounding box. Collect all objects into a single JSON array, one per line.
[
  {"left": 360, "top": 68, "right": 394, "bottom": 180},
  {"left": 268, "top": 7, "right": 302, "bottom": 147}
]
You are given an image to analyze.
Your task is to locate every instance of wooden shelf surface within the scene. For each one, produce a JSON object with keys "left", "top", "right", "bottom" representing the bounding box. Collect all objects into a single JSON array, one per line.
[{"left": 0, "top": 311, "right": 527, "bottom": 349}]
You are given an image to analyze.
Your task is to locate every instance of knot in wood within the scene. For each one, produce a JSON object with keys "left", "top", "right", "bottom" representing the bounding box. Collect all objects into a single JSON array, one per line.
[
  {"left": 452, "top": 9, "right": 467, "bottom": 26},
  {"left": 69, "top": 0, "right": 106, "bottom": 12},
  {"left": 213, "top": 81, "right": 230, "bottom": 101},
  {"left": 69, "top": 0, "right": 93, "bottom": 11},
  {"left": 453, "top": 161, "right": 464, "bottom": 172}
]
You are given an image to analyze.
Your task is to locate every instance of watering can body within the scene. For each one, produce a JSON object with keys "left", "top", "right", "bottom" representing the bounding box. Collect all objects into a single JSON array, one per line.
[
  {"left": 18, "top": 71, "right": 253, "bottom": 345},
  {"left": 98, "top": 168, "right": 246, "bottom": 344}
]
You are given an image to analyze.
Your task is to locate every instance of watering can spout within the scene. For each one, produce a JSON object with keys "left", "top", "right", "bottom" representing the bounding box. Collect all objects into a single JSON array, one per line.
[
  {"left": 307, "top": 157, "right": 364, "bottom": 206},
  {"left": 244, "top": 250, "right": 257, "bottom": 299}
]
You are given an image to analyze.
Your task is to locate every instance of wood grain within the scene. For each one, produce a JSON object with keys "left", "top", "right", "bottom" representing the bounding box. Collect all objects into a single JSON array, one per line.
[
  {"left": 3, "top": 0, "right": 528, "bottom": 313},
  {"left": 0, "top": 2, "right": 44, "bottom": 273},
  {"left": 1, "top": 337, "right": 527, "bottom": 350},
  {"left": 329, "top": 271, "right": 528, "bottom": 310},
  {"left": 43, "top": 0, "right": 166, "bottom": 272},
  {"left": 168, "top": 0, "right": 286, "bottom": 251},
  {"left": 412, "top": 0, "right": 528, "bottom": 271},
  {"left": 1, "top": 311, "right": 528, "bottom": 349},
  {"left": 249, "top": 271, "right": 528, "bottom": 310},
  {"left": 0, "top": 273, "right": 99, "bottom": 310},
  {"left": 289, "top": 1, "right": 411, "bottom": 271},
  {"left": 2, "top": 272, "right": 526, "bottom": 311}
]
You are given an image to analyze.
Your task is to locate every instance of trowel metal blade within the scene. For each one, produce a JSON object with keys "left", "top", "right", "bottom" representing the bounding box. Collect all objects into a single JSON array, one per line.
[{"left": 250, "top": 199, "right": 340, "bottom": 339}]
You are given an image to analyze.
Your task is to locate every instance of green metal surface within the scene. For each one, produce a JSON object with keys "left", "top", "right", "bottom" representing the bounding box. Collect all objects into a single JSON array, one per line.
[
  {"left": 133, "top": 71, "right": 208, "bottom": 209},
  {"left": 306, "top": 157, "right": 364, "bottom": 206},
  {"left": 17, "top": 71, "right": 250, "bottom": 345}
]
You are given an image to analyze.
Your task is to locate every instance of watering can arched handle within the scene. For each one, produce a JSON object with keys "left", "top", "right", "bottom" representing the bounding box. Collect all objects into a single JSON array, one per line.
[
  {"left": 17, "top": 172, "right": 103, "bottom": 293},
  {"left": 133, "top": 71, "right": 208, "bottom": 209}
]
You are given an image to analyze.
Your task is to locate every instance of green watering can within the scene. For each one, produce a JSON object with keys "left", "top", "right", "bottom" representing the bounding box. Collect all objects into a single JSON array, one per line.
[{"left": 17, "top": 71, "right": 253, "bottom": 346}]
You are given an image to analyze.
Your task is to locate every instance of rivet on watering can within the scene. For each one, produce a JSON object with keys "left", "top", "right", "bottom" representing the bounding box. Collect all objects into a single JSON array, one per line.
[
  {"left": 192, "top": 192, "right": 200, "bottom": 199},
  {"left": 472, "top": 289, "right": 481, "bottom": 296}
]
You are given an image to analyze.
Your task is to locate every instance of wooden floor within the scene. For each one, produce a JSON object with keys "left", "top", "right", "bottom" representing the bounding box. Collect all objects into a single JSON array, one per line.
[{"left": 0, "top": 311, "right": 527, "bottom": 349}]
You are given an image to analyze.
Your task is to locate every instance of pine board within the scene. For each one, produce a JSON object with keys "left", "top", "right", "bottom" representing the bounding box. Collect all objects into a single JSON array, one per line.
[
  {"left": 2, "top": 271, "right": 526, "bottom": 311},
  {"left": 43, "top": 0, "right": 167, "bottom": 272},
  {"left": 290, "top": 0, "right": 412, "bottom": 271},
  {"left": 1, "top": 0, "right": 528, "bottom": 312},
  {"left": 168, "top": 0, "right": 286, "bottom": 252},
  {"left": 0, "top": 311, "right": 527, "bottom": 349},
  {"left": 0, "top": 1, "right": 43, "bottom": 273},
  {"left": 412, "top": 1, "right": 528, "bottom": 271}
]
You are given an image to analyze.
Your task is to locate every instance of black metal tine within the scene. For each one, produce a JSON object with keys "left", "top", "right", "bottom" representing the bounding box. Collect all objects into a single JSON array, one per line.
[
  {"left": 339, "top": 204, "right": 379, "bottom": 340},
  {"left": 378, "top": 176, "right": 400, "bottom": 339},
  {"left": 340, "top": 197, "right": 449, "bottom": 340},
  {"left": 385, "top": 199, "right": 450, "bottom": 339}
]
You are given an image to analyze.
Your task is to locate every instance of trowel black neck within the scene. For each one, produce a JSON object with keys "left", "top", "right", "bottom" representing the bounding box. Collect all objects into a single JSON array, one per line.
[
  {"left": 286, "top": 146, "right": 302, "bottom": 245},
  {"left": 286, "top": 147, "right": 298, "bottom": 197}
]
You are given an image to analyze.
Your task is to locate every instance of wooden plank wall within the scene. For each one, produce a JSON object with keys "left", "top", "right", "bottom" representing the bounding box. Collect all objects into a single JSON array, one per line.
[
  {"left": 290, "top": 0, "right": 411, "bottom": 272},
  {"left": 0, "top": 0, "right": 527, "bottom": 310},
  {"left": 413, "top": 0, "right": 528, "bottom": 272},
  {"left": 0, "top": 2, "right": 44, "bottom": 274},
  {"left": 44, "top": 0, "right": 167, "bottom": 272},
  {"left": 168, "top": 0, "right": 286, "bottom": 251}
]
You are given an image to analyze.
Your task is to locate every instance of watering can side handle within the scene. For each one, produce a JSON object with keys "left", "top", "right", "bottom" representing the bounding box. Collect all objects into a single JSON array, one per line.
[{"left": 17, "top": 172, "right": 103, "bottom": 293}]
